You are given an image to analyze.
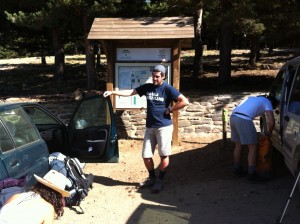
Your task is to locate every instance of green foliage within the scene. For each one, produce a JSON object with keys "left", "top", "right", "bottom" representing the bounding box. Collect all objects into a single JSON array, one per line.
[
  {"left": 1, "top": 0, "right": 300, "bottom": 60},
  {"left": 146, "top": 0, "right": 199, "bottom": 16},
  {"left": 5, "top": 11, "right": 46, "bottom": 29},
  {"left": 64, "top": 41, "right": 85, "bottom": 54},
  {"left": 145, "top": 1, "right": 170, "bottom": 16},
  {"left": 203, "top": 0, "right": 300, "bottom": 49},
  {"left": 0, "top": 46, "right": 18, "bottom": 59},
  {"left": 236, "top": 19, "right": 265, "bottom": 38},
  {"left": 115, "top": 0, "right": 148, "bottom": 17},
  {"left": 0, "top": 25, "right": 50, "bottom": 59}
]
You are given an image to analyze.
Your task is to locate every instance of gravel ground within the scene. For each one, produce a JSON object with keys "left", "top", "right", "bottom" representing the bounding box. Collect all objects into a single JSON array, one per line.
[{"left": 54, "top": 137, "right": 300, "bottom": 224}]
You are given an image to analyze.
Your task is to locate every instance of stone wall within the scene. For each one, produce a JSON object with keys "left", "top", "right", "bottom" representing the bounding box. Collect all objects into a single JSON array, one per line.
[
  {"left": 113, "top": 92, "right": 264, "bottom": 139},
  {"left": 41, "top": 92, "right": 265, "bottom": 139}
]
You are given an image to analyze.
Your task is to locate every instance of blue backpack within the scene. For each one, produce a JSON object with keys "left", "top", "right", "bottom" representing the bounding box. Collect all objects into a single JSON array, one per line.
[{"left": 49, "top": 153, "right": 94, "bottom": 213}]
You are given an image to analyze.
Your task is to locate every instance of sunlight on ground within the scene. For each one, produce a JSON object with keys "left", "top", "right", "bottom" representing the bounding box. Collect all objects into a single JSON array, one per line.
[
  {"left": 0, "top": 49, "right": 295, "bottom": 66},
  {"left": 0, "top": 49, "right": 249, "bottom": 65},
  {"left": 0, "top": 54, "right": 107, "bottom": 65}
]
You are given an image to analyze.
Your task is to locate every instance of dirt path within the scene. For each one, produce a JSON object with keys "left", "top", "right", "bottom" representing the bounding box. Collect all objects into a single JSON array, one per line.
[{"left": 54, "top": 137, "right": 300, "bottom": 224}]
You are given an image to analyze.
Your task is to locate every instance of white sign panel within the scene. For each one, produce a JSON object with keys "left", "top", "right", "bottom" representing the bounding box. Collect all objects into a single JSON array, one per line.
[{"left": 117, "top": 48, "right": 171, "bottom": 61}]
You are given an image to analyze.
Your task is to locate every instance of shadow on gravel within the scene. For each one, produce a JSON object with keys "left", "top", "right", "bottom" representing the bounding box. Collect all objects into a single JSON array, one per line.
[
  {"left": 126, "top": 138, "right": 300, "bottom": 224},
  {"left": 93, "top": 176, "right": 137, "bottom": 187}
]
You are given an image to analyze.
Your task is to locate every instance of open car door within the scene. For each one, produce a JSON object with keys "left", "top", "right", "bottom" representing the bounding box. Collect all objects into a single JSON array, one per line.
[{"left": 68, "top": 95, "right": 119, "bottom": 162}]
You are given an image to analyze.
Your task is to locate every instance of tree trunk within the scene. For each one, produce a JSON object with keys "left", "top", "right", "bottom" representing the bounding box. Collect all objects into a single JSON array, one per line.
[
  {"left": 52, "top": 28, "right": 65, "bottom": 83},
  {"left": 85, "top": 39, "right": 97, "bottom": 90},
  {"left": 41, "top": 49, "right": 46, "bottom": 65},
  {"left": 249, "top": 37, "right": 259, "bottom": 66},
  {"left": 96, "top": 43, "right": 101, "bottom": 69},
  {"left": 193, "top": 5, "right": 203, "bottom": 77},
  {"left": 218, "top": 23, "right": 232, "bottom": 84},
  {"left": 83, "top": 14, "right": 97, "bottom": 90},
  {"left": 268, "top": 42, "right": 274, "bottom": 54}
]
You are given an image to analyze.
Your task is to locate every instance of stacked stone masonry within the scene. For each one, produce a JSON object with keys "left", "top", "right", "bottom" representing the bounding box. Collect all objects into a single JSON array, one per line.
[{"left": 40, "top": 92, "right": 265, "bottom": 139}]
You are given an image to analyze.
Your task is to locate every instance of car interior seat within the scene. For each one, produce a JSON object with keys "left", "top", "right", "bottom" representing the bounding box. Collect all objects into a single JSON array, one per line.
[{"left": 5, "top": 121, "right": 26, "bottom": 147}]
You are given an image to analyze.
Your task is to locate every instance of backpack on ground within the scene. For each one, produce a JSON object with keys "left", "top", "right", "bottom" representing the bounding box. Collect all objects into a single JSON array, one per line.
[{"left": 49, "top": 152, "right": 94, "bottom": 211}]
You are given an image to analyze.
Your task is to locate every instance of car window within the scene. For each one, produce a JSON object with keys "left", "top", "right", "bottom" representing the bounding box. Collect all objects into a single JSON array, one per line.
[
  {"left": 23, "top": 106, "right": 58, "bottom": 125},
  {"left": 72, "top": 97, "right": 111, "bottom": 129},
  {"left": 270, "top": 66, "right": 297, "bottom": 107},
  {"left": 0, "top": 121, "right": 14, "bottom": 152},
  {"left": 270, "top": 70, "right": 285, "bottom": 103},
  {"left": 0, "top": 108, "right": 40, "bottom": 148},
  {"left": 288, "top": 66, "right": 300, "bottom": 115},
  {"left": 285, "top": 66, "right": 297, "bottom": 101}
]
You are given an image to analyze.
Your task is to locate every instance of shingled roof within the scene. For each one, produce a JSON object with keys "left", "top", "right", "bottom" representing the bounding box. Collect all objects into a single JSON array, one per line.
[{"left": 88, "top": 17, "right": 194, "bottom": 40}]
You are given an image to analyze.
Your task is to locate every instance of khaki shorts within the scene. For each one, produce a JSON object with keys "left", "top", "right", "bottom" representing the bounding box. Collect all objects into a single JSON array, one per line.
[{"left": 142, "top": 125, "right": 173, "bottom": 158}]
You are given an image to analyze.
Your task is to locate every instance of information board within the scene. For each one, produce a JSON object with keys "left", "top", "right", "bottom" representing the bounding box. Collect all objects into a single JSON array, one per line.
[{"left": 115, "top": 63, "right": 171, "bottom": 109}]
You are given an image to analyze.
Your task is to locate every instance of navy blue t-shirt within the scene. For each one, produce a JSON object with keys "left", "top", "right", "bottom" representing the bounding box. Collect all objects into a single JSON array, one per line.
[{"left": 135, "top": 82, "right": 181, "bottom": 128}]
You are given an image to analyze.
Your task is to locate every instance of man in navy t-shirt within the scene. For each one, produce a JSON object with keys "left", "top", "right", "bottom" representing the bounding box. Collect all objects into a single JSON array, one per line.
[{"left": 103, "top": 65, "right": 189, "bottom": 193}]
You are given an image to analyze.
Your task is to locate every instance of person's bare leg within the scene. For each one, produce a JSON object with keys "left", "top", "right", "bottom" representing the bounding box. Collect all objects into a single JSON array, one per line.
[
  {"left": 233, "top": 141, "right": 245, "bottom": 176},
  {"left": 143, "top": 158, "right": 154, "bottom": 171},
  {"left": 159, "top": 156, "right": 169, "bottom": 171},
  {"left": 234, "top": 142, "right": 242, "bottom": 165},
  {"left": 247, "top": 144, "right": 257, "bottom": 175},
  {"left": 247, "top": 144, "right": 257, "bottom": 166}
]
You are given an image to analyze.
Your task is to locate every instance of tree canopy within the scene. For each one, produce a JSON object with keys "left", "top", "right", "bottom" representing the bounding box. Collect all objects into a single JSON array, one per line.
[{"left": 1, "top": 0, "right": 300, "bottom": 87}]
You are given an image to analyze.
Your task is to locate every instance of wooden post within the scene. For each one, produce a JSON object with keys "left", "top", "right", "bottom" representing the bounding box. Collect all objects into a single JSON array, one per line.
[
  {"left": 172, "top": 40, "right": 181, "bottom": 146},
  {"left": 222, "top": 106, "right": 228, "bottom": 146},
  {"left": 102, "top": 40, "right": 115, "bottom": 107}
]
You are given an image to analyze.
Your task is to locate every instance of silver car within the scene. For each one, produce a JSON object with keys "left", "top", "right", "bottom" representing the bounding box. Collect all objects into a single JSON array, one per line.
[{"left": 269, "top": 55, "right": 300, "bottom": 176}]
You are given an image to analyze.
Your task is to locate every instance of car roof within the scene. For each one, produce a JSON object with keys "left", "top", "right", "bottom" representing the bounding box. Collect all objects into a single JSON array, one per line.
[
  {"left": 0, "top": 102, "right": 38, "bottom": 111},
  {"left": 280, "top": 55, "right": 300, "bottom": 71}
]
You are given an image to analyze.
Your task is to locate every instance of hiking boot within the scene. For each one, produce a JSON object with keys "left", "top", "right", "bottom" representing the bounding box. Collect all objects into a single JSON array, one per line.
[
  {"left": 139, "top": 177, "right": 155, "bottom": 188},
  {"left": 151, "top": 178, "right": 163, "bottom": 194}
]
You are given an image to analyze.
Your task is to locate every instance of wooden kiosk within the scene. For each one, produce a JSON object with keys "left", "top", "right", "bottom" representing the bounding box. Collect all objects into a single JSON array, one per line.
[{"left": 88, "top": 17, "right": 194, "bottom": 145}]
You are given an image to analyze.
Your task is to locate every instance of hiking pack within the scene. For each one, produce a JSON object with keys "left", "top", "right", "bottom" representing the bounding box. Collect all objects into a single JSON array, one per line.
[{"left": 49, "top": 152, "right": 94, "bottom": 211}]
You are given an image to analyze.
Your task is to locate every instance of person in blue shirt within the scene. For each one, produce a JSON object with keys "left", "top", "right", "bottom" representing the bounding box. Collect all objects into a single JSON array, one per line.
[
  {"left": 230, "top": 95, "right": 277, "bottom": 182},
  {"left": 103, "top": 65, "right": 189, "bottom": 193}
]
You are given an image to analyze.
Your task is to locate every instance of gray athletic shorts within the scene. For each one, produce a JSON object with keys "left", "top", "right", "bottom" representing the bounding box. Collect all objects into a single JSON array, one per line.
[
  {"left": 230, "top": 115, "right": 258, "bottom": 145},
  {"left": 142, "top": 125, "right": 173, "bottom": 158}
]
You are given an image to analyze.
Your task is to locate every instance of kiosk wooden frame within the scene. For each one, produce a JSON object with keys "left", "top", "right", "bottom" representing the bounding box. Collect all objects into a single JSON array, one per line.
[{"left": 88, "top": 17, "right": 194, "bottom": 145}]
